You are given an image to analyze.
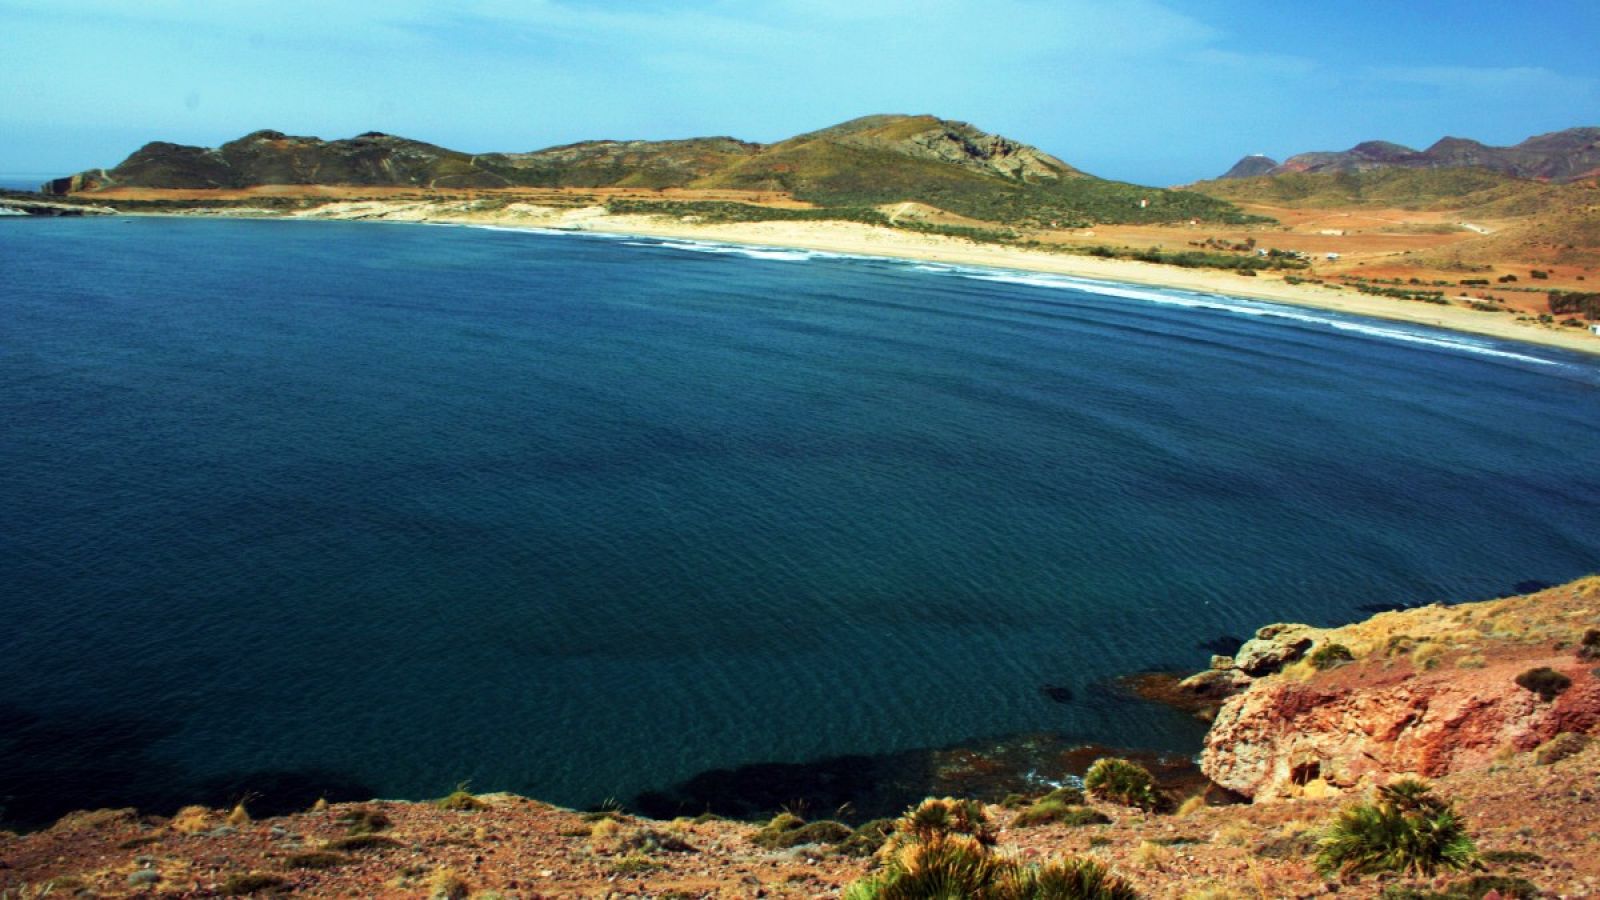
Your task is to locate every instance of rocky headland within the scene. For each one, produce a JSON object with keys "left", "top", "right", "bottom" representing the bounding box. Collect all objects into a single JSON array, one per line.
[{"left": 3, "top": 578, "right": 1598, "bottom": 898}]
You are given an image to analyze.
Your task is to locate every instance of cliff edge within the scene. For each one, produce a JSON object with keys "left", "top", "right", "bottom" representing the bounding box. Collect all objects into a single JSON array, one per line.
[{"left": 1188, "top": 577, "right": 1600, "bottom": 802}]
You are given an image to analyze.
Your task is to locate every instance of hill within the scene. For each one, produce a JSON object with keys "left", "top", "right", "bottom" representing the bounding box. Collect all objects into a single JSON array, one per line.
[
  {"left": 1189, "top": 166, "right": 1555, "bottom": 211},
  {"left": 42, "top": 115, "right": 1259, "bottom": 226},
  {"left": 1215, "top": 126, "right": 1600, "bottom": 182}
]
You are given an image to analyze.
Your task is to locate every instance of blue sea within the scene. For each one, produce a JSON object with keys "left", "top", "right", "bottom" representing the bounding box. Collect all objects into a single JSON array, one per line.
[{"left": 2, "top": 216, "right": 1598, "bottom": 826}]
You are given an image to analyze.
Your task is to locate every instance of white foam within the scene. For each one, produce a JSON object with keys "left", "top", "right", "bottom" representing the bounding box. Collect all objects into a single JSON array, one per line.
[
  {"left": 941, "top": 269, "right": 1560, "bottom": 367},
  {"left": 634, "top": 238, "right": 823, "bottom": 262}
]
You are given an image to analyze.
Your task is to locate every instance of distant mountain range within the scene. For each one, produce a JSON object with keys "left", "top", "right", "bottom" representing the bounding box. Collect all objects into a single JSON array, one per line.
[
  {"left": 1216, "top": 127, "right": 1600, "bottom": 183},
  {"left": 40, "top": 115, "right": 1255, "bottom": 226}
]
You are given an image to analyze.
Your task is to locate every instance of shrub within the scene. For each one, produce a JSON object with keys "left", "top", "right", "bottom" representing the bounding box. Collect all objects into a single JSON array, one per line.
[
  {"left": 1007, "top": 856, "right": 1140, "bottom": 899},
  {"left": 841, "top": 832, "right": 1138, "bottom": 900},
  {"left": 434, "top": 785, "right": 487, "bottom": 811},
  {"left": 219, "top": 872, "right": 287, "bottom": 895},
  {"left": 1577, "top": 628, "right": 1600, "bottom": 661},
  {"left": 1083, "top": 758, "right": 1159, "bottom": 810},
  {"left": 1315, "top": 779, "right": 1476, "bottom": 878},
  {"left": 898, "top": 797, "right": 998, "bottom": 847},
  {"left": 428, "top": 868, "right": 469, "bottom": 900},
  {"left": 1309, "top": 643, "right": 1355, "bottom": 670},
  {"left": 1514, "top": 667, "right": 1571, "bottom": 702}
]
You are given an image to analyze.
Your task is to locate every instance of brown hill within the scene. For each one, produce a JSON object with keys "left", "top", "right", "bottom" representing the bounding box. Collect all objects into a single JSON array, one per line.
[{"left": 1215, "top": 127, "right": 1600, "bottom": 183}]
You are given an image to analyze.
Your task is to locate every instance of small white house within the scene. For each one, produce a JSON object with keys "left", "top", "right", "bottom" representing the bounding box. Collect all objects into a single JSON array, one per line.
[
  {"left": 1325, "top": 252, "right": 1341, "bottom": 261},
  {"left": 1589, "top": 323, "right": 1600, "bottom": 337}
]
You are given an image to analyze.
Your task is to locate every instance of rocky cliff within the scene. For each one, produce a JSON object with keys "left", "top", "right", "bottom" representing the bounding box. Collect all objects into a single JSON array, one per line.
[{"left": 1189, "top": 577, "right": 1600, "bottom": 802}]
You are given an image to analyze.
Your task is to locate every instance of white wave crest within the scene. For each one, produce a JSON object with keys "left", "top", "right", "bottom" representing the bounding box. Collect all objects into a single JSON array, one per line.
[{"left": 946, "top": 270, "right": 1560, "bottom": 367}]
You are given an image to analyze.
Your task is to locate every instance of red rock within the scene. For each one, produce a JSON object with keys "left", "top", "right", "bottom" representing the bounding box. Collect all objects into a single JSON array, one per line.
[{"left": 1203, "top": 651, "right": 1600, "bottom": 800}]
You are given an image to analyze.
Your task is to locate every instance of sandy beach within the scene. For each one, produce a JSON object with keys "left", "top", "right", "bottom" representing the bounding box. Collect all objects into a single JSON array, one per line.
[{"left": 213, "top": 198, "right": 1600, "bottom": 359}]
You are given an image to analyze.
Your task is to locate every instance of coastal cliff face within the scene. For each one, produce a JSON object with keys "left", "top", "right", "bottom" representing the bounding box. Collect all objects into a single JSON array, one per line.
[{"left": 1198, "top": 577, "right": 1600, "bottom": 801}]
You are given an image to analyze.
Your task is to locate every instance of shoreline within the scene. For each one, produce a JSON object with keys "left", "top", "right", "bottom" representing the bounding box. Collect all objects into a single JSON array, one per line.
[{"left": 243, "top": 201, "right": 1600, "bottom": 360}]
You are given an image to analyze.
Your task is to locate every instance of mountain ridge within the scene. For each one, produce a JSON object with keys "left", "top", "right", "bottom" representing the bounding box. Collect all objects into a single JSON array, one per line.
[{"left": 1216, "top": 126, "right": 1600, "bottom": 182}]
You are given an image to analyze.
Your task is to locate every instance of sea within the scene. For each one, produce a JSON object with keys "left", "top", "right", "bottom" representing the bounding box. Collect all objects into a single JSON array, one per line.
[{"left": 2, "top": 216, "right": 1598, "bottom": 827}]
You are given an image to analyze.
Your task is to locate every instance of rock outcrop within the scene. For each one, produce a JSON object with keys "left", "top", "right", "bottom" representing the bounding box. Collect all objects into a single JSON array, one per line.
[{"left": 1196, "top": 577, "right": 1600, "bottom": 802}]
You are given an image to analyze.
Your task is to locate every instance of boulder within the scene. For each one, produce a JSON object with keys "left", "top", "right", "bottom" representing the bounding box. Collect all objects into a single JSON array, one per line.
[{"left": 1233, "top": 624, "right": 1319, "bottom": 676}]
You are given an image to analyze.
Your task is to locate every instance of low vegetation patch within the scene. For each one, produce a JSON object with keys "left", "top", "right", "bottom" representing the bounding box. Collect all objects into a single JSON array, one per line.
[
  {"left": 325, "top": 833, "right": 402, "bottom": 852},
  {"left": 336, "top": 807, "right": 391, "bottom": 834},
  {"left": 1378, "top": 874, "right": 1540, "bottom": 899},
  {"left": 836, "top": 818, "right": 897, "bottom": 857},
  {"left": 750, "top": 812, "right": 853, "bottom": 849},
  {"left": 219, "top": 872, "right": 287, "bottom": 895},
  {"left": 284, "top": 851, "right": 349, "bottom": 870},
  {"left": 1011, "top": 798, "right": 1111, "bottom": 828}
]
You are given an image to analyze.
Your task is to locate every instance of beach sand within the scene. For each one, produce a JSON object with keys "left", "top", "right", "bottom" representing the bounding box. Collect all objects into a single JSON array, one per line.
[{"left": 266, "top": 200, "right": 1600, "bottom": 359}]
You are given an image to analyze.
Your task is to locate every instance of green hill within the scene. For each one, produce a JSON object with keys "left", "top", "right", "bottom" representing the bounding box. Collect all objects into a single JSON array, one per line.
[{"left": 44, "top": 115, "right": 1259, "bottom": 227}]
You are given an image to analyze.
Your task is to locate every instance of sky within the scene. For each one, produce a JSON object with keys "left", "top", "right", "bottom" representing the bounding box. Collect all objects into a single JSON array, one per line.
[{"left": 2, "top": 0, "right": 1597, "bottom": 186}]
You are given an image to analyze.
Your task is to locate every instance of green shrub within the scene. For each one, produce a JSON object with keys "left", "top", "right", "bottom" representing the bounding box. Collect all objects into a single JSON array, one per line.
[
  {"left": 1083, "top": 758, "right": 1159, "bottom": 810},
  {"left": 1310, "top": 643, "right": 1355, "bottom": 670},
  {"left": 1514, "top": 667, "right": 1571, "bottom": 701},
  {"left": 898, "top": 797, "right": 998, "bottom": 846},
  {"left": 1315, "top": 779, "right": 1476, "bottom": 877}
]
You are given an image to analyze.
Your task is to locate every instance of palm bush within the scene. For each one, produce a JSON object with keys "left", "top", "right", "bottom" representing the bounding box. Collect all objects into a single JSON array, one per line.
[
  {"left": 1315, "top": 779, "right": 1477, "bottom": 877},
  {"left": 1083, "top": 758, "right": 1159, "bottom": 810},
  {"left": 842, "top": 798, "right": 1138, "bottom": 899}
]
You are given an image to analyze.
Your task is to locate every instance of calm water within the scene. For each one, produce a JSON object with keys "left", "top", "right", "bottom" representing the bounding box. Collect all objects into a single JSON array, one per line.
[{"left": 3, "top": 217, "right": 1598, "bottom": 826}]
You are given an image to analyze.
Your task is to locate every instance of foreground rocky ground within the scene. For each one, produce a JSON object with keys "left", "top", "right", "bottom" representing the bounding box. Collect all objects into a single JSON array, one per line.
[{"left": 5, "top": 578, "right": 1597, "bottom": 899}]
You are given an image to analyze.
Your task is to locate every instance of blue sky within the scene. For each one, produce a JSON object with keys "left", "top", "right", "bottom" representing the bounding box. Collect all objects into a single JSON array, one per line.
[{"left": 2, "top": 0, "right": 1596, "bottom": 186}]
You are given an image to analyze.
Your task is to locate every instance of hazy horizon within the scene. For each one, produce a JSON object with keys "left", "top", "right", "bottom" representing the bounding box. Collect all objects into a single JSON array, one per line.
[{"left": 3, "top": 0, "right": 1598, "bottom": 186}]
